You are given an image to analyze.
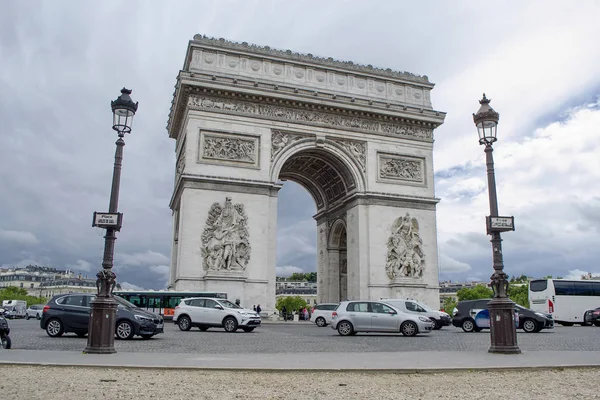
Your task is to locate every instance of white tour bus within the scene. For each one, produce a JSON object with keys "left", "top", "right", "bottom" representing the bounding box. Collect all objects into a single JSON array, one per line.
[{"left": 529, "top": 279, "right": 600, "bottom": 326}]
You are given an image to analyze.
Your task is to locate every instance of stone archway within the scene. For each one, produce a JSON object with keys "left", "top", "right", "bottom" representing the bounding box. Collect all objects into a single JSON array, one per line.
[{"left": 166, "top": 35, "right": 446, "bottom": 314}]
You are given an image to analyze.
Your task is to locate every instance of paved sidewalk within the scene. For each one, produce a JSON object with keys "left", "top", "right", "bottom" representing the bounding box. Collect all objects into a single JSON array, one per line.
[{"left": 1, "top": 349, "right": 600, "bottom": 371}]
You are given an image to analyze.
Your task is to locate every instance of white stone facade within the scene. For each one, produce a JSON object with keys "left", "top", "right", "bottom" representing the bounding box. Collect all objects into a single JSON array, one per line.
[{"left": 166, "top": 35, "right": 446, "bottom": 312}]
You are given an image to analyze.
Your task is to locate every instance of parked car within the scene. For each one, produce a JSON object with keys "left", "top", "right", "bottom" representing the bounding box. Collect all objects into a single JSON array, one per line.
[
  {"left": 174, "top": 297, "right": 261, "bottom": 333},
  {"left": 26, "top": 304, "right": 45, "bottom": 320},
  {"left": 40, "top": 293, "right": 164, "bottom": 339},
  {"left": 380, "top": 299, "right": 451, "bottom": 330},
  {"left": 584, "top": 307, "right": 600, "bottom": 326},
  {"left": 452, "top": 299, "right": 553, "bottom": 333},
  {"left": 312, "top": 303, "right": 338, "bottom": 327},
  {"left": 330, "top": 300, "right": 434, "bottom": 336}
]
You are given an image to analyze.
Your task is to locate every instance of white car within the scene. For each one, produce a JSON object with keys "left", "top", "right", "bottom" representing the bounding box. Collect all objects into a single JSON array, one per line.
[
  {"left": 26, "top": 304, "right": 45, "bottom": 320},
  {"left": 381, "top": 299, "right": 452, "bottom": 330},
  {"left": 174, "top": 297, "right": 261, "bottom": 333},
  {"left": 312, "top": 303, "right": 338, "bottom": 327}
]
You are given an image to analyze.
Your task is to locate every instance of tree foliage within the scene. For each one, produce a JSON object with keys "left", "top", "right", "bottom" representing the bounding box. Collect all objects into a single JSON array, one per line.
[
  {"left": 456, "top": 285, "right": 494, "bottom": 301},
  {"left": 0, "top": 286, "right": 48, "bottom": 307},
  {"left": 275, "top": 296, "right": 307, "bottom": 312},
  {"left": 508, "top": 284, "right": 529, "bottom": 308},
  {"left": 442, "top": 297, "right": 457, "bottom": 315},
  {"left": 455, "top": 284, "right": 530, "bottom": 308},
  {"left": 288, "top": 272, "right": 317, "bottom": 282}
]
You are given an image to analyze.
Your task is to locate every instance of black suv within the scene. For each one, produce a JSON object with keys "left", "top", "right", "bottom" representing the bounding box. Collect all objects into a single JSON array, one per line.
[
  {"left": 584, "top": 307, "right": 600, "bottom": 326},
  {"left": 40, "top": 293, "right": 164, "bottom": 340},
  {"left": 452, "top": 299, "right": 554, "bottom": 333}
]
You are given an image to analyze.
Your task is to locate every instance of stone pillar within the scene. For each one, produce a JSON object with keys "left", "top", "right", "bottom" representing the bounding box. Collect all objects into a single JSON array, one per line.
[
  {"left": 316, "top": 222, "right": 329, "bottom": 303},
  {"left": 327, "top": 249, "right": 340, "bottom": 302},
  {"left": 346, "top": 204, "right": 370, "bottom": 300}
]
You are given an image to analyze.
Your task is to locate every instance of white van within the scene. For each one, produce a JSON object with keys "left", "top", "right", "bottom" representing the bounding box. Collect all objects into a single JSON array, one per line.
[
  {"left": 380, "top": 298, "right": 452, "bottom": 330},
  {"left": 1, "top": 300, "right": 27, "bottom": 319}
]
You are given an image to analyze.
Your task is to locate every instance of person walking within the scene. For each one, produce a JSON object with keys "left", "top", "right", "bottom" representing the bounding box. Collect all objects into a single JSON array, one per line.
[
  {"left": 235, "top": 299, "right": 241, "bottom": 307},
  {"left": 282, "top": 305, "right": 288, "bottom": 321},
  {"left": 253, "top": 305, "right": 256, "bottom": 311},
  {"left": 256, "top": 304, "right": 262, "bottom": 315}
]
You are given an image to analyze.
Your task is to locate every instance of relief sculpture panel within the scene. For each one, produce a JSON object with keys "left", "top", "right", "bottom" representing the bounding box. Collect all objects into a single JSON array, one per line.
[
  {"left": 378, "top": 153, "right": 424, "bottom": 184},
  {"left": 270, "top": 130, "right": 305, "bottom": 160},
  {"left": 199, "top": 131, "right": 260, "bottom": 168},
  {"left": 201, "top": 197, "right": 251, "bottom": 272},
  {"left": 385, "top": 213, "right": 425, "bottom": 280}
]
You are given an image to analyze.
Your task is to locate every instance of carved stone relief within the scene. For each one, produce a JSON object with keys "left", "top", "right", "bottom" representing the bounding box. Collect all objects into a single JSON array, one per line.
[
  {"left": 378, "top": 153, "right": 424, "bottom": 184},
  {"left": 334, "top": 139, "right": 366, "bottom": 172},
  {"left": 270, "top": 130, "right": 304, "bottom": 160},
  {"left": 188, "top": 95, "right": 433, "bottom": 141},
  {"left": 199, "top": 131, "right": 260, "bottom": 167},
  {"left": 385, "top": 213, "right": 425, "bottom": 280},
  {"left": 201, "top": 197, "right": 251, "bottom": 271}
]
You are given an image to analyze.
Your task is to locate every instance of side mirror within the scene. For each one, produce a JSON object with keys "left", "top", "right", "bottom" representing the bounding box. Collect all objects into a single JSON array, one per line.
[
  {"left": 215, "top": 305, "right": 223, "bottom": 310},
  {"left": 388, "top": 310, "right": 397, "bottom": 315}
]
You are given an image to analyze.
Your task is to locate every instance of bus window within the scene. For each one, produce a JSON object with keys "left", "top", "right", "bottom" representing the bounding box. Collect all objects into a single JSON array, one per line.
[
  {"left": 147, "top": 296, "right": 161, "bottom": 310},
  {"left": 529, "top": 280, "right": 547, "bottom": 292}
]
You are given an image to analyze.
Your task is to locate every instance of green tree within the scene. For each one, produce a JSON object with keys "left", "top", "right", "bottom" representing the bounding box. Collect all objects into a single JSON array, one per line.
[
  {"left": 508, "top": 284, "right": 529, "bottom": 308},
  {"left": 0, "top": 286, "right": 48, "bottom": 307},
  {"left": 275, "top": 296, "right": 307, "bottom": 313},
  {"left": 442, "top": 297, "right": 457, "bottom": 315},
  {"left": 456, "top": 285, "right": 494, "bottom": 301}
]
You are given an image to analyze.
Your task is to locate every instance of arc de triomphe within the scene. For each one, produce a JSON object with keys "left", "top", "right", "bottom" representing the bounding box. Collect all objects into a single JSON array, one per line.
[{"left": 166, "top": 35, "right": 446, "bottom": 313}]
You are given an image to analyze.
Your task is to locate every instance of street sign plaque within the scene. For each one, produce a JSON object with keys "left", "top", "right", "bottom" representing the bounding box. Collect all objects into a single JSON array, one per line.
[
  {"left": 92, "top": 212, "right": 123, "bottom": 230},
  {"left": 486, "top": 216, "right": 515, "bottom": 234}
]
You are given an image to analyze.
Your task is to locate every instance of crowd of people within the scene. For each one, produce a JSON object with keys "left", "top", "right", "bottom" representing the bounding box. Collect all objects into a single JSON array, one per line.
[{"left": 280, "top": 306, "right": 311, "bottom": 321}]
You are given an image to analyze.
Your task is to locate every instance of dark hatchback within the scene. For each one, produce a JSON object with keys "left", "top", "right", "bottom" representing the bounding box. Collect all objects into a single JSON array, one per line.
[
  {"left": 452, "top": 299, "right": 554, "bottom": 333},
  {"left": 584, "top": 307, "right": 600, "bottom": 326},
  {"left": 40, "top": 293, "right": 164, "bottom": 340}
]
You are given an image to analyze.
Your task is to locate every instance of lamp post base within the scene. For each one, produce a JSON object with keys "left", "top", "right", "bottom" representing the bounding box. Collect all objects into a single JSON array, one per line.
[
  {"left": 488, "top": 297, "right": 521, "bottom": 354},
  {"left": 83, "top": 296, "right": 117, "bottom": 354}
]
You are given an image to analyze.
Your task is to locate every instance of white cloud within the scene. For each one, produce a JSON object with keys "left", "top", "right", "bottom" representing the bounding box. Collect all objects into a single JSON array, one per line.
[
  {"left": 66, "top": 259, "right": 93, "bottom": 272},
  {"left": 439, "top": 254, "right": 471, "bottom": 274},
  {"left": 116, "top": 250, "right": 170, "bottom": 267},
  {"left": 120, "top": 281, "right": 146, "bottom": 290},
  {"left": 276, "top": 265, "right": 305, "bottom": 277},
  {"left": 564, "top": 269, "right": 600, "bottom": 281},
  {"left": 0, "top": 229, "right": 39, "bottom": 245}
]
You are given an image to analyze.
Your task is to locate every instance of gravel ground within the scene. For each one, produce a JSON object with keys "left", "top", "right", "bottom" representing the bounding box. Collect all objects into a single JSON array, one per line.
[{"left": 2, "top": 366, "right": 599, "bottom": 400}]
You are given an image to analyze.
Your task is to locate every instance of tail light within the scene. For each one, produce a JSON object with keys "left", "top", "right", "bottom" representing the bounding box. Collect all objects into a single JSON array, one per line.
[
  {"left": 593, "top": 310, "right": 600, "bottom": 316},
  {"left": 548, "top": 299, "right": 554, "bottom": 314},
  {"left": 332, "top": 311, "right": 338, "bottom": 318},
  {"left": 43, "top": 305, "right": 50, "bottom": 313}
]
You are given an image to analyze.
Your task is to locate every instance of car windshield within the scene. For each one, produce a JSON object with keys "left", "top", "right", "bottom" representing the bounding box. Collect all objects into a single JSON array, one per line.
[{"left": 219, "top": 299, "right": 241, "bottom": 309}]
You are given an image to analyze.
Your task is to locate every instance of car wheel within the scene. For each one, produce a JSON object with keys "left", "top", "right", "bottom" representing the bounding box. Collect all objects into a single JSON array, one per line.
[
  {"left": 461, "top": 319, "right": 476, "bottom": 333},
  {"left": 223, "top": 317, "right": 238, "bottom": 333},
  {"left": 522, "top": 318, "right": 537, "bottom": 333},
  {"left": 242, "top": 327, "right": 255, "bottom": 332},
  {"left": 115, "top": 321, "right": 135, "bottom": 340},
  {"left": 46, "top": 318, "right": 64, "bottom": 337},
  {"left": 178, "top": 316, "right": 192, "bottom": 331},
  {"left": 199, "top": 327, "right": 209, "bottom": 331},
  {"left": 401, "top": 321, "right": 418, "bottom": 337},
  {"left": 26, "top": 314, "right": 30, "bottom": 320},
  {"left": 315, "top": 317, "right": 326, "bottom": 327},
  {"left": 337, "top": 321, "right": 354, "bottom": 336},
  {"left": 140, "top": 334, "right": 153, "bottom": 340},
  {"left": 432, "top": 319, "right": 442, "bottom": 330},
  {"left": 1, "top": 334, "right": 11, "bottom": 349},
  {"left": 36, "top": 313, "right": 41, "bottom": 320}
]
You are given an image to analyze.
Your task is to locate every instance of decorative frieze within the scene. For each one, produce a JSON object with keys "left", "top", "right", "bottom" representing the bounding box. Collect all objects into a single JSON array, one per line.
[
  {"left": 201, "top": 197, "right": 251, "bottom": 271},
  {"left": 378, "top": 153, "right": 425, "bottom": 184},
  {"left": 385, "top": 213, "right": 425, "bottom": 280},
  {"left": 199, "top": 130, "right": 260, "bottom": 168},
  {"left": 188, "top": 95, "right": 433, "bottom": 142}
]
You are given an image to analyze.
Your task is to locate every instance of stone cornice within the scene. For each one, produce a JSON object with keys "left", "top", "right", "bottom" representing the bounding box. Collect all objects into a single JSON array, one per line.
[
  {"left": 167, "top": 81, "right": 444, "bottom": 143},
  {"left": 189, "top": 35, "right": 431, "bottom": 84}
]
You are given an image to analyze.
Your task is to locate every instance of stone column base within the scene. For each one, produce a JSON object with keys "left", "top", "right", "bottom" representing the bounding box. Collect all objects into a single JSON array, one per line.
[{"left": 84, "top": 297, "right": 118, "bottom": 354}]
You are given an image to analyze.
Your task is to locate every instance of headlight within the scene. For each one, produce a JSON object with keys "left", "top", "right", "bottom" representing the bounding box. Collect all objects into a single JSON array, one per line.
[
  {"left": 134, "top": 315, "right": 153, "bottom": 322},
  {"left": 419, "top": 317, "right": 431, "bottom": 323}
]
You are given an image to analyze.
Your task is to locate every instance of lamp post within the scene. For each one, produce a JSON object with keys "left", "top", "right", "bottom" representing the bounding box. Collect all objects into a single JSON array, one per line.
[
  {"left": 84, "top": 88, "right": 138, "bottom": 354},
  {"left": 473, "top": 94, "right": 520, "bottom": 354}
]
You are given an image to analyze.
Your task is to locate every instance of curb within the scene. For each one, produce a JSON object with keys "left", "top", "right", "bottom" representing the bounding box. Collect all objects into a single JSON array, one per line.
[{"left": 1, "top": 361, "right": 599, "bottom": 374}]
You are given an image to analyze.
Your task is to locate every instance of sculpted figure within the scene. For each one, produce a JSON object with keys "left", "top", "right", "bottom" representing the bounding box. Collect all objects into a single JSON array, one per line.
[
  {"left": 385, "top": 213, "right": 425, "bottom": 280},
  {"left": 201, "top": 197, "right": 251, "bottom": 271}
]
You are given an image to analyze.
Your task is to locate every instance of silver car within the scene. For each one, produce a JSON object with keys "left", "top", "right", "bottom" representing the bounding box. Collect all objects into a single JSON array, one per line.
[{"left": 330, "top": 300, "right": 434, "bottom": 336}]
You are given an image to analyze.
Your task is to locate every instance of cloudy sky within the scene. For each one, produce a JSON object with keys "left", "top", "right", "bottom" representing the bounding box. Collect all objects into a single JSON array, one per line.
[{"left": 1, "top": 1, "right": 599, "bottom": 289}]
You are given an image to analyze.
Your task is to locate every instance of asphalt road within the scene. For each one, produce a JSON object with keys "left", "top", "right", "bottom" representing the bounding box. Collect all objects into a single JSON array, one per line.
[{"left": 6, "top": 318, "right": 600, "bottom": 353}]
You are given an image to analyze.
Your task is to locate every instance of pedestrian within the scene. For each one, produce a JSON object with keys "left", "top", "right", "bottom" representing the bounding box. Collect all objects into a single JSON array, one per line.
[
  {"left": 303, "top": 307, "right": 308, "bottom": 321},
  {"left": 282, "top": 305, "right": 288, "bottom": 321},
  {"left": 253, "top": 305, "right": 256, "bottom": 311},
  {"left": 256, "top": 304, "right": 262, "bottom": 315},
  {"left": 235, "top": 299, "right": 241, "bottom": 307}
]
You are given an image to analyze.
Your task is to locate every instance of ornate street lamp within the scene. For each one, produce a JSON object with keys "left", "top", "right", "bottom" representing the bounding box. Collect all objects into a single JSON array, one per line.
[
  {"left": 85, "top": 88, "right": 138, "bottom": 354},
  {"left": 473, "top": 94, "right": 520, "bottom": 354}
]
